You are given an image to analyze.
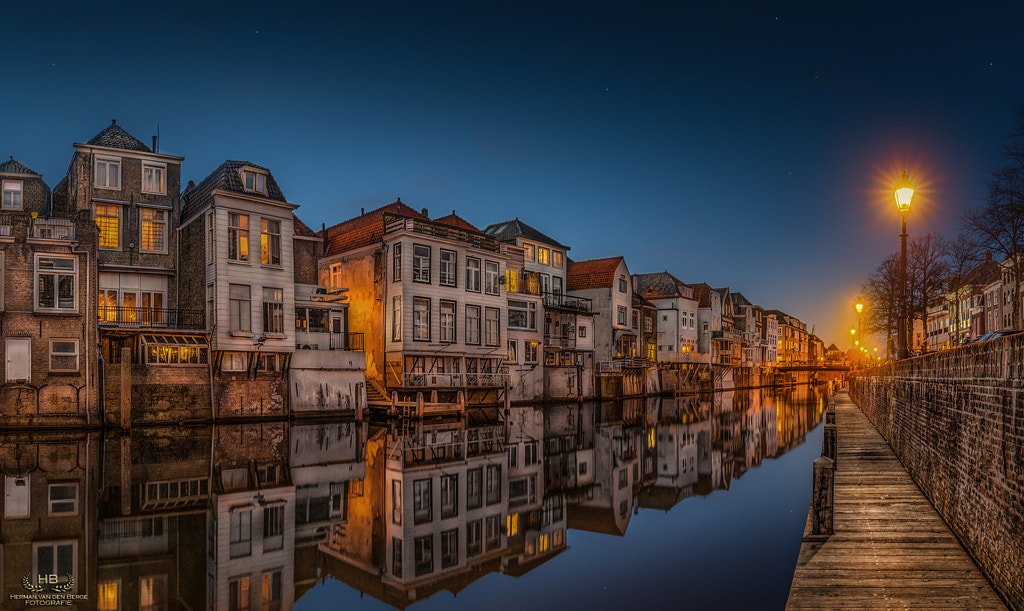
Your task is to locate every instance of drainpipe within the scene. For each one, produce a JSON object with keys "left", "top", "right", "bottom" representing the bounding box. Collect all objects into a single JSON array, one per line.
[{"left": 71, "top": 241, "right": 92, "bottom": 425}]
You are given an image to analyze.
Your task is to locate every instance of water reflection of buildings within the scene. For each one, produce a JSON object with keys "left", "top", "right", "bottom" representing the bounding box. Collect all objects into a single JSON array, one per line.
[{"left": 0, "top": 386, "right": 824, "bottom": 611}]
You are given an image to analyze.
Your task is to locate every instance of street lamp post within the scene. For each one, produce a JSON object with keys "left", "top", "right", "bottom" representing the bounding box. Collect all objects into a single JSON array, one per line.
[
  {"left": 895, "top": 172, "right": 914, "bottom": 360},
  {"left": 855, "top": 297, "right": 864, "bottom": 352}
]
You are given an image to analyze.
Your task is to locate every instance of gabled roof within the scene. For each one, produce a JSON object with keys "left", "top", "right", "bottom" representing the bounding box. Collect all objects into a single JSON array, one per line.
[
  {"left": 434, "top": 211, "right": 480, "bottom": 233},
  {"left": 633, "top": 271, "right": 690, "bottom": 300},
  {"left": 322, "top": 200, "right": 428, "bottom": 257},
  {"left": 293, "top": 214, "right": 318, "bottom": 238},
  {"left": 566, "top": 256, "right": 624, "bottom": 290},
  {"left": 0, "top": 157, "right": 41, "bottom": 176},
  {"left": 692, "top": 283, "right": 712, "bottom": 308},
  {"left": 181, "top": 160, "right": 288, "bottom": 221},
  {"left": 730, "top": 292, "right": 753, "bottom": 309},
  {"left": 964, "top": 257, "right": 1000, "bottom": 287},
  {"left": 483, "top": 218, "right": 570, "bottom": 250},
  {"left": 85, "top": 120, "right": 152, "bottom": 152}
]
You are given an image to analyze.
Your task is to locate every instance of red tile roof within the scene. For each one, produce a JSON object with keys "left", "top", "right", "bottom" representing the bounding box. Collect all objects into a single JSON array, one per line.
[
  {"left": 566, "top": 256, "right": 624, "bottom": 290},
  {"left": 293, "top": 214, "right": 318, "bottom": 237},
  {"left": 323, "top": 201, "right": 428, "bottom": 256},
  {"left": 434, "top": 211, "right": 480, "bottom": 233}
]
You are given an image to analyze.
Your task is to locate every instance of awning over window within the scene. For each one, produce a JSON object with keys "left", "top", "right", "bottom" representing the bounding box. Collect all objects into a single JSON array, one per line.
[{"left": 141, "top": 334, "right": 209, "bottom": 347}]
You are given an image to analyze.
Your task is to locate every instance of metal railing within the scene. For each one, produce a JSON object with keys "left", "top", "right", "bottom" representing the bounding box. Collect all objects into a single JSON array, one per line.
[
  {"left": 99, "top": 307, "right": 206, "bottom": 330},
  {"left": 384, "top": 213, "right": 502, "bottom": 253},
  {"left": 542, "top": 291, "right": 592, "bottom": 312},
  {"left": 401, "top": 371, "right": 510, "bottom": 388},
  {"left": 544, "top": 333, "right": 576, "bottom": 349}
]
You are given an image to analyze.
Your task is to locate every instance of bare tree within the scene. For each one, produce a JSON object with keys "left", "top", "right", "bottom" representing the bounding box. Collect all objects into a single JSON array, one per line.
[
  {"left": 945, "top": 234, "right": 981, "bottom": 345},
  {"left": 862, "top": 253, "right": 901, "bottom": 359},
  {"left": 962, "top": 105, "right": 1024, "bottom": 327},
  {"left": 907, "top": 232, "right": 949, "bottom": 347}
]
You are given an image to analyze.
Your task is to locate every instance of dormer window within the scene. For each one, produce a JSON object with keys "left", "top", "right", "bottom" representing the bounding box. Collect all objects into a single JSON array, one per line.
[
  {"left": 242, "top": 170, "right": 267, "bottom": 194},
  {"left": 2, "top": 181, "right": 22, "bottom": 210}
]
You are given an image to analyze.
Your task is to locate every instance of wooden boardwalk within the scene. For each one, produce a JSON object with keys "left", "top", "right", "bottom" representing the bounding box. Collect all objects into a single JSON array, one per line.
[{"left": 786, "top": 391, "right": 1007, "bottom": 610}]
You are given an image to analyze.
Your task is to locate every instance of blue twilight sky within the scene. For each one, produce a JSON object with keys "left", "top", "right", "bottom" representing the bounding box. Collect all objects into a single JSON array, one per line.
[{"left": 5, "top": 1, "right": 1024, "bottom": 347}]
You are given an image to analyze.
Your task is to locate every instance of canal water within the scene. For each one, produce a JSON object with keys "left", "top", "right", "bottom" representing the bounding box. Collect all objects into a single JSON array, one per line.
[{"left": 0, "top": 385, "right": 824, "bottom": 611}]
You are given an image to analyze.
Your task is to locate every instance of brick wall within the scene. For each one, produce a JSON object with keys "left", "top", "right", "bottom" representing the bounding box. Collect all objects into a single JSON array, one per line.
[{"left": 848, "top": 335, "right": 1024, "bottom": 610}]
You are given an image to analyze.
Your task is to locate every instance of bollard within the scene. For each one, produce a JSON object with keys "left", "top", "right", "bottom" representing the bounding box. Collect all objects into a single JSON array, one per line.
[
  {"left": 823, "top": 423, "right": 838, "bottom": 466},
  {"left": 811, "top": 455, "right": 835, "bottom": 536}
]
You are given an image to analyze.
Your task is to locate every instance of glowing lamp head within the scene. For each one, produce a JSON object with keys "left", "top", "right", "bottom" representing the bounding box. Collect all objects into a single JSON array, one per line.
[
  {"left": 895, "top": 172, "right": 914, "bottom": 214},
  {"left": 855, "top": 298, "right": 864, "bottom": 314}
]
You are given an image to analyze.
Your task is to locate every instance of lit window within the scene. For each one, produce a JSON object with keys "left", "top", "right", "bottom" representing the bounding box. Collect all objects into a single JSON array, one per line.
[
  {"left": 140, "top": 208, "right": 167, "bottom": 252},
  {"left": 537, "top": 247, "right": 549, "bottom": 265},
  {"left": 260, "top": 219, "right": 281, "bottom": 265},
  {"left": 552, "top": 251, "right": 563, "bottom": 268},
  {"left": 142, "top": 164, "right": 165, "bottom": 194},
  {"left": 260, "top": 571, "right": 281, "bottom": 611},
  {"left": 523, "top": 243, "right": 534, "bottom": 261},
  {"left": 98, "top": 581, "right": 119, "bottom": 611},
  {"left": 95, "top": 203, "right": 121, "bottom": 249},
  {"left": 525, "top": 341, "right": 538, "bottom": 363},
  {"left": 140, "top": 575, "right": 167, "bottom": 611},
  {"left": 242, "top": 170, "right": 266, "bottom": 193},
  {"left": 229, "top": 576, "right": 250, "bottom": 611},
  {"left": 48, "top": 483, "right": 78, "bottom": 514},
  {"left": 36, "top": 255, "right": 77, "bottom": 312},
  {"left": 262, "top": 287, "right": 284, "bottom": 333},
  {"left": 2, "top": 180, "right": 22, "bottom": 209},
  {"left": 49, "top": 339, "right": 79, "bottom": 372},
  {"left": 228, "top": 213, "right": 249, "bottom": 261},
  {"left": 95, "top": 158, "right": 120, "bottom": 189}
]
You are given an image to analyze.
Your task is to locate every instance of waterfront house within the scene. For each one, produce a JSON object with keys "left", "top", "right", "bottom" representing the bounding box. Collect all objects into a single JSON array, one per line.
[
  {"left": 1, "top": 157, "right": 99, "bottom": 425},
  {"left": 54, "top": 121, "right": 211, "bottom": 424},
  {"left": 179, "top": 161, "right": 299, "bottom": 418},
  {"left": 321, "top": 203, "right": 512, "bottom": 414},
  {"left": 483, "top": 218, "right": 595, "bottom": 401}
]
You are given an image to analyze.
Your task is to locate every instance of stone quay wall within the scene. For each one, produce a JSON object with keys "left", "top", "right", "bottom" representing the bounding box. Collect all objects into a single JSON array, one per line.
[{"left": 848, "top": 334, "right": 1024, "bottom": 611}]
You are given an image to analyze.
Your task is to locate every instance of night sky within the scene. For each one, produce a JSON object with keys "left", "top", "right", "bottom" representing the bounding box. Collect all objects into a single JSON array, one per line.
[{"left": 6, "top": 1, "right": 1024, "bottom": 348}]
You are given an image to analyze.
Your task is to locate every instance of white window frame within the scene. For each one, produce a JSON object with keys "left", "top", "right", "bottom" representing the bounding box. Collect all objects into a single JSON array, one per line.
[
  {"left": 552, "top": 251, "right": 563, "bottom": 268},
  {"left": 205, "top": 213, "right": 215, "bottom": 263},
  {"left": 440, "top": 249, "right": 457, "bottom": 287},
  {"left": 48, "top": 483, "right": 79, "bottom": 515},
  {"left": 242, "top": 170, "right": 267, "bottom": 193},
  {"left": 413, "top": 297, "right": 430, "bottom": 341},
  {"left": 485, "top": 307, "right": 500, "bottom": 346},
  {"left": 537, "top": 247, "right": 550, "bottom": 265},
  {"left": 413, "top": 244, "right": 431, "bottom": 283},
  {"left": 229, "top": 508, "right": 252, "bottom": 558},
  {"left": 484, "top": 261, "right": 500, "bottom": 295},
  {"left": 262, "top": 287, "right": 284, "bottom": 334},
  {"left": 33, "top": 540, "right": 77, "bottom": 591},
  {"left": 142, "top": 163, "right": 166, "bottom": 194},
  {"left": 466, "top": 257, "right": 481, "bottom": 292},
  {"left": 49, "top": 339, "right": 80, "bottom": 372},
  {"left": 440, "top": 300, "right": 456, "bottom": 343},
  {"left": 466, "top": 305, "right": 481, "bottom": 345},
  {"left": 95, "top": 157, "right": 121, "bottom": 189},
  {"left": 229, "top": 284, "right": 251, "bottom": 333},
  {"left": 523, "top": 243, "right": 534, "bottom": 262},
  {"left": 139, "top": 207, "right": 168, "bottom": 253},
  {"left": 35, "top": 254, "right": 78, "bottom": 313},
  {"left": 392, "top": 296, "right": 402, "bottom": 342},
  {"left": 2, "top": 180, "right": 22, "bottom": 210}
]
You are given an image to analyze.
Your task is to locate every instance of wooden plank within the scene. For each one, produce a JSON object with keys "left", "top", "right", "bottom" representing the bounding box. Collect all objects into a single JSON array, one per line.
[{"left": 786, "top": 390, "right": 1008, "bottom": 610}]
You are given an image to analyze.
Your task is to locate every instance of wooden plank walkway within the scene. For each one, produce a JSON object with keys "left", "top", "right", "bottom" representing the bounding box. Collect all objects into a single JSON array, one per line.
[{"left": 786, "top": 390, "right": 1007, "bottom": 610}]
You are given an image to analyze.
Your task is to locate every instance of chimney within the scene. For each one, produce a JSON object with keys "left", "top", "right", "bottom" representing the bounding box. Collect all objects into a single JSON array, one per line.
[
  {"left": 111, "top": 119, "right": 117, "bottom": 125},
  {"left": 421, "top": 208, "right": 428, "bottom": 218},
  {"left": 360, "top": 208, "right": 364, "bottom": 215},
  {"left": 452, "top": 209, "right": 456, "bottom": 216}
]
